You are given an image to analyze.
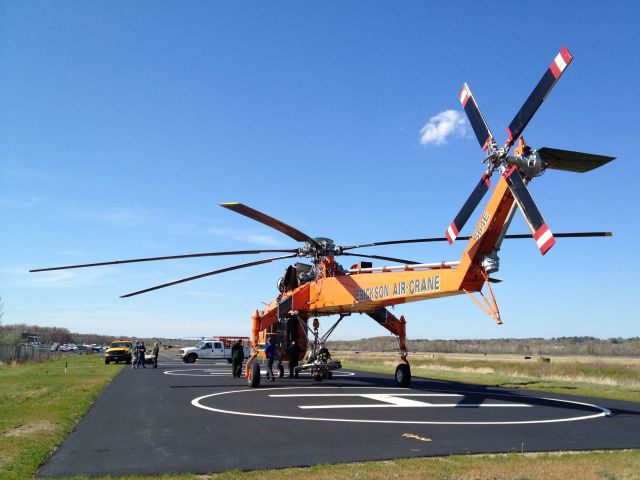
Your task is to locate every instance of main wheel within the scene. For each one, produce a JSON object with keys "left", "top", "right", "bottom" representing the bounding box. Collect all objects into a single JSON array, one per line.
[
  {"left": 249, "top": 362, "right": 261, "bottom": 388},
  {"left": 395, "top": 363, "right": 411, "bottom": 388},
  {"left": 277, "top": 364, "right": 284, "bottom": 378}
]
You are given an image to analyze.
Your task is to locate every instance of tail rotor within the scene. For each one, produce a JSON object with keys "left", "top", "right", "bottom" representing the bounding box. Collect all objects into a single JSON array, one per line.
[{"left": 446, "top": 46, "right": 614, "bottom": 255}]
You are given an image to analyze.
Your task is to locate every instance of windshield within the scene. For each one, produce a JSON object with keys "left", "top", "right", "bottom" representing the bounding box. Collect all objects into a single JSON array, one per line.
[
  {"left": 110, "top": 342, "right": 130, "bottom": 348},
  {"left": 195, "top": 341, "right": 205, "bottom": 349}
]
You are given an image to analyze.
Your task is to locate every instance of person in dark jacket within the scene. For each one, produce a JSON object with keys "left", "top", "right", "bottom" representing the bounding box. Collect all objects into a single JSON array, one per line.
[
  {"left": 287, "top": 340, "right": 301, "bottom": 378},
  {"left": 264, "top": 337, "right": 276, "bottom": 381},
  {"left": 136, "top": 341, "right": 147, "bottom": 369},
  {"left": 231, "top": 340, "right": 245, "bottom": 378}
]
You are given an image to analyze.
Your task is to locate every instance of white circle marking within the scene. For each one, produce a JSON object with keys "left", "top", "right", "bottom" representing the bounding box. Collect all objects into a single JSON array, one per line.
[{"left": 191, "top": 386, "right": 611, "bottom": 425}]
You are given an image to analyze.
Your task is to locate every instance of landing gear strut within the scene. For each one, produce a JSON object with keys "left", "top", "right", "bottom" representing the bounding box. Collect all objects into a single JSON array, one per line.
[
  {"left": 367, "top": 308, "right": 412, "bottom": 388},
  {"left": 295, "top": 315, "right": 344, "bottom": 380}
]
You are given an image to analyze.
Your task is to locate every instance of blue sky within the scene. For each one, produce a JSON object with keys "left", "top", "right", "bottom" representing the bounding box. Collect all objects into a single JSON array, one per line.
[{"left": 1, "top": 1, "right": 638, "bottom": 340}]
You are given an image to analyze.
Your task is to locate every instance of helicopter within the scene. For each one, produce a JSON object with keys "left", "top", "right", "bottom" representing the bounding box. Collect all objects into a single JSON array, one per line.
[{"left": 31, "top": 46, "right": 614, "bottom": 388}]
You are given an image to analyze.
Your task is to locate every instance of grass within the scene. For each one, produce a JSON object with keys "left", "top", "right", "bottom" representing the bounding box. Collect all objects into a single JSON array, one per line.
[
  {"left": 337, "top": 352, "right": 640, "bottom": 403},
  {"left": 0, "top": 353, "right": 123, "bottom": 479},
  {"left": 36, "top": 450, "right": 640, "bottom": 480},
  {"left": 1, "top": 352, "right": 639, "bottom": 479}
]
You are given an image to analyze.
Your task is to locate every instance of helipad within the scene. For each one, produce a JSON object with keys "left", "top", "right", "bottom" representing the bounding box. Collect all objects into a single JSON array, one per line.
[{"left": 38, "top": 352, "right": 640, "bottom": 477}]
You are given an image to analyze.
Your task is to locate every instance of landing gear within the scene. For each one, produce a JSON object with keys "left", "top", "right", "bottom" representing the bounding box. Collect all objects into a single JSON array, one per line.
[
  {"left": 295, "top": 315, "right": 344, "bottom": 381},
  {"left": 367, "top": 308, "right": 411, "bottom": 388},
  {"left": 395, "top": 363, "right": 411, "bottom": 388},
  {"left": 249, "top": 361, "right": 260, "bottom": 388}
]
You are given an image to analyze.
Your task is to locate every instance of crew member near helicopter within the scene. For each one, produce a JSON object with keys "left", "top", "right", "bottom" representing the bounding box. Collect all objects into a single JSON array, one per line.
[
  {"left": 231, "top": 339, "right": 244, "bottom": 378},
  {"left": 264, "top": 337, "right": 276, "bottom": 382},
  {"left": 287, "top": 340, "right": 300, "bottom": 378}
]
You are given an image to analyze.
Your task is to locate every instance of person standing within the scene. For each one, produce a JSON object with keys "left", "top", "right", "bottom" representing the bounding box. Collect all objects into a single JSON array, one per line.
[
  {"left": 264, "top": 337, "right": 276, "bottom": 382},
  {"left": 287, "top": 340, "right": 301, "bottom": 378},
  {"left": 231, "top": 339, "right": 244, "bottom": 378},
  {"left": 152, "top": 341, "right": 160, "bottom": 369},
  {"left": 131, "top": 341, "right": 139, "bottom": 369},
  {"left": 136, "top": 341, "right": 147, "bottom": 369}
]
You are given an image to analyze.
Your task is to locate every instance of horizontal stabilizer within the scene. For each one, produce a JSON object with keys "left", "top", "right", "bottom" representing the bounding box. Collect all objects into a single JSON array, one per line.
[{"left": 538, "top": 147, "right": 615, "bottom": 173}]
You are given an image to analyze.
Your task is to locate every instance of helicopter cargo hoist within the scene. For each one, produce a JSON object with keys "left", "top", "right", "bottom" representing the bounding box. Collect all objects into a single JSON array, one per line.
[{"left": 31, "top": 46, "right": 614, "bottom": 388}]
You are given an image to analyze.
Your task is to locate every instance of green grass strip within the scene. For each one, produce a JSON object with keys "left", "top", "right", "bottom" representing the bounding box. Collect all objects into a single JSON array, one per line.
[
  {"left": 341, "top": 358, "right": 640, "bottom": 403},
  {"left": 0, "top": 354, "right": 123, "bottom": 479}
]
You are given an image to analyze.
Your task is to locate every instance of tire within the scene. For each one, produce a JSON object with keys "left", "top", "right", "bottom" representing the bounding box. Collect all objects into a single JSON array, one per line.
[
  {"left": 395, "top": 363, "right": 411, "bottom": 388},
  {"left": 277, "top": 364, "right": 284, "bottom": 378},
  {"left": 327, "top": 371, "right": 333, "bottom": 379},
  {"left": 104, "top": 359, "right": 110, "bottom": 365},
  {"left": 249, "top": 362, "right": 261, "bottom": 388},
  {"left": 312, "top": 373, "right": 323, "bottom": 382},
  {"left": 184, "top": 354, "right": 197, "bottom": 364}
]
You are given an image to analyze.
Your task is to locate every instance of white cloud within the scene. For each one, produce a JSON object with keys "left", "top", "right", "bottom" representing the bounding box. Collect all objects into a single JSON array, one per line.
[{"left": 419, "top": 110, "right": 468, "bottom": 146}]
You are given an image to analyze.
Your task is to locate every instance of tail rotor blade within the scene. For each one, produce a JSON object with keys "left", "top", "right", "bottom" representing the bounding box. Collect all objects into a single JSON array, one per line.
[
  {"left": 460, "top": 83, "right": 494, "bottom": 151},
  {"left": 503, "top": 166, "right": 555, "bottom": 255},
  {"left": 537, "top": 147, "right": 615, "bottom": 173},
  {"left": 506, "top": 47, "right": 573, "bottom": 145},
  {"left": 446, "top": 173, "right": 492, "bottom": 244}
]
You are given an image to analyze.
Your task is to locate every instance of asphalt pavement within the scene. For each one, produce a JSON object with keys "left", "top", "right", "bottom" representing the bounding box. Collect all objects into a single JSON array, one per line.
[{"left": 38, "top": 351, "right": 640, "bottom": 477}]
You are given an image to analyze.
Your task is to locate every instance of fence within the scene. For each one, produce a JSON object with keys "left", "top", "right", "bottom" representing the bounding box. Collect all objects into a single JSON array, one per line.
[{"left": 0, "top": 345, "right": 63, "bottom": 364}]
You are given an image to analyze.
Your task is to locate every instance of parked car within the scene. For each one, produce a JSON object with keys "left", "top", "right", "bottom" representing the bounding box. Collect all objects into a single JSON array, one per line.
[
  {"left": 178, "top": 338, "right": 250, "bottom": 364},
  {"left": 104, "top": 340, "right": 133, "bottom": 364}
]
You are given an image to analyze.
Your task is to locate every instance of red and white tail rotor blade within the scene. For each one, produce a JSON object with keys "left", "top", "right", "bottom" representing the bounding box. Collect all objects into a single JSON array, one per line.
[
  {"left": 445, "top": 173, "right": 492, "bottom": 244},
  {"left": 459, "top": 83, "right": 494, "bottom": 151},
  {"left": 506, "top": 47, "right": 573, "bottom": 145},
  {"left": 503, "top": 166, "right": 555, "bottom": 255}
]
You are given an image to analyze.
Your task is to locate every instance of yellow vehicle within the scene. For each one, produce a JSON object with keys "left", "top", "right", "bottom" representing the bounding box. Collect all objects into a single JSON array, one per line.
[{"left": 104, "top": 340, "right": 133, "bottom": 365}]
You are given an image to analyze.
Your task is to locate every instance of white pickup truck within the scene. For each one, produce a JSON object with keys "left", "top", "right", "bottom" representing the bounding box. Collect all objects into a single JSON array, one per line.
[{"left": 178, "top": 339, "right": 250, "bottom": 364}]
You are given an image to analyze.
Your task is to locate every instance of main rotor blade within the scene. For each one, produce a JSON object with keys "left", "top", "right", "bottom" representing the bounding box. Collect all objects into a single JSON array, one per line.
[
  {"left": 341, "top": 232, "right": 611, "bottom": 250},
  {"left": 30, "top": 249, "right": 299, "bottom": 273},
  {"left": 221, "top": 203, "right": 321, "bottom": 248},
  {"left": 445, "top": 173, "right": 492, "bottom": 244},
  {"left": 120, "top": 253, "right": 299, "bottom": 298},
  {"left": 341, "top": 252, "right": 421, "bottom": 265},
  {"left": 459, "top": 83, "right": 495, "bottom": 151},
  {"left": 537, "top": 147, "right": 615, "bottom": 173},
  {"left": 503, "top": 166, "right": 554, "bottom": 255},
  {"left": 506, "top": 47, "right": 573, "bottom": 146}
]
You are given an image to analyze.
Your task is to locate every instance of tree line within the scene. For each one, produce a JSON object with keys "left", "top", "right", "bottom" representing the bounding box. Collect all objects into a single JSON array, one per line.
[
  {"left": 327, "top": 336, "right": 640, "bottom": 356},
  {"left": 0, "top": 324, "right": 183, "bottom": 347}
]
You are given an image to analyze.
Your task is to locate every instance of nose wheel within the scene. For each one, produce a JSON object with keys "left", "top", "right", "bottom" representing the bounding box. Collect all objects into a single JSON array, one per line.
[{"left": 395, "top": 363, "right": 411, "bottom": 388}]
